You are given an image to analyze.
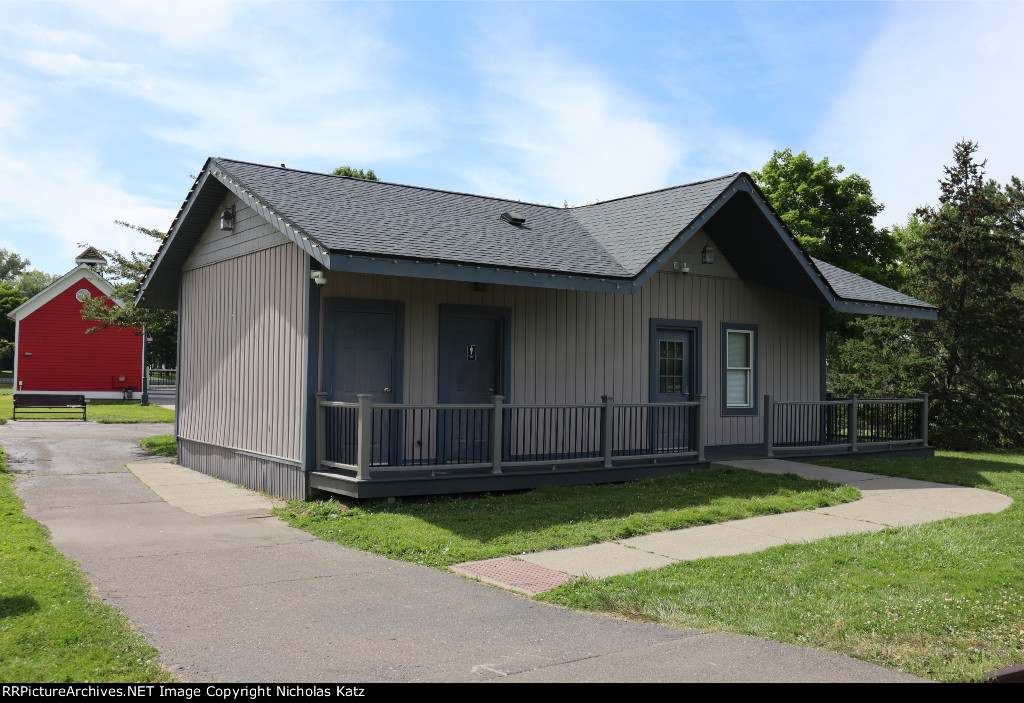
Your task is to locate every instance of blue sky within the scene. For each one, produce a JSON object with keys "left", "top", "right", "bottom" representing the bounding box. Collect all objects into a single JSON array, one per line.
[{"left": 1, "top": 1, "right": 1022, "bottom": 277}]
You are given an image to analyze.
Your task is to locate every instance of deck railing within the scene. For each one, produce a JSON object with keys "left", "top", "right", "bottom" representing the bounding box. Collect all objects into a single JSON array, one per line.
[
  {"left": 316, "top": 393, "right": 706, "bottom": 480},
  {"left": 764, "top": 393, "right": 929, "bottom": 457}
]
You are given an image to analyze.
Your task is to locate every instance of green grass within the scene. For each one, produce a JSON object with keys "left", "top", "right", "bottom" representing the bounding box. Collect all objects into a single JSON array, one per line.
[
  {"left": 0, "top": 446, "right": 173, "bottom": 682},
  {"left": 277, "top": 467, "right": 860, "bottom": 568},
  {"left": 139, "top": 435, "right": 176, "bottom": 457},
  {"left": 538, "top": 452, "right": 1024, "bottom": 682},
  {"left": 0, "top": 390, "right": 173, "bottom": 423}
]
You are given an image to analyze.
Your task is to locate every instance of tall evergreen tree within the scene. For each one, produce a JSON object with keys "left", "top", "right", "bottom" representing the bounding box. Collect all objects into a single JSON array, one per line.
[{"left": 837, "top": 140, "right": 1024, "bottom": 448}]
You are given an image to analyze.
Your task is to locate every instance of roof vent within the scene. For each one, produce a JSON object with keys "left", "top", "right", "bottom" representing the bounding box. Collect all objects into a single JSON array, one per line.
[{"left": 501, "top": 211, "right": 526, "bottom": 226}]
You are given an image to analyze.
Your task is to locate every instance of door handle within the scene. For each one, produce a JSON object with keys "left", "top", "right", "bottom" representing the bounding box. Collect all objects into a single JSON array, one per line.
[{"left": 384, "top": 387, "right": 392, "bottom": 394}]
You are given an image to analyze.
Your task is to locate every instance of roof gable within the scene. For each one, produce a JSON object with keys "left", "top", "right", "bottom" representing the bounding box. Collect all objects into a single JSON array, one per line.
[
  {"left": 136, "top": 158, "right": 937, "bottom": 320},
  {"left": 8, "top": 265, "right": 121, "bottom": 321}
]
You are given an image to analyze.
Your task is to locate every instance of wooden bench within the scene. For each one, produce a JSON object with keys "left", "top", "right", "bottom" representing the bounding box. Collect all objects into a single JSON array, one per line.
[{"left": 13, "top": 394, "right": 87, "bottom": 421}]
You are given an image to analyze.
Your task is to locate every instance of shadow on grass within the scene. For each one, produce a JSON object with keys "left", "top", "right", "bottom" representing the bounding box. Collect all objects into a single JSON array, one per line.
[
  {"left": 344, "top": 466, "right": 854, "bottom": 542},
  {"left": 0, "top": 594, "right": 39, "bottom": 619},
  {"left": 813, "top": 452, "right": 1024, "bottom": 493}
]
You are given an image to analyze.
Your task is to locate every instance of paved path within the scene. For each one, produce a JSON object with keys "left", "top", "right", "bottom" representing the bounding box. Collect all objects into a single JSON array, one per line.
[
  {"left": 2, "top": 422, "right": 928, "bottom": 682},
  {"left": 453, "top": 458, "right": 1012, "bottom": 592}
]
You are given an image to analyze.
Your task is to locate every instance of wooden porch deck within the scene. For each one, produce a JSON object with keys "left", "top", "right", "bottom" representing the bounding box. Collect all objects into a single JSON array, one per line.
[{"left": 310, "top": 394, "right": 931, "bottom": 499}]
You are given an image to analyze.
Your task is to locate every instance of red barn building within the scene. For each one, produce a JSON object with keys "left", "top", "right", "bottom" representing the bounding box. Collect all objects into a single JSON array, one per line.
[{"left": 8, "top": 248, "right": 144, "bottom": 399}]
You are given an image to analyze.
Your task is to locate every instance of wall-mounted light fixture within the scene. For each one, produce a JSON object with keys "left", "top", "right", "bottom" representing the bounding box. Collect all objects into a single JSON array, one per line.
[
  {"left": 673, "top": 261, "right": 690, "bottom": 274},
  {"left": 701, "top": 245, "right": 715, "bottom": 264},
  {"left": 310, "top": 270, "right": 327, "bottom": 287},
  {"left": 219, "top": 204, "right": 236, "bottom": 231}
]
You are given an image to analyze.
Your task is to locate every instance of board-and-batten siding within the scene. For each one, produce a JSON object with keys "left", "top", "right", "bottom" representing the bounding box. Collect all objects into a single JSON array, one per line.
[
  {"left": 321, "top": 265, "right": 821, "bottom": 448},
  {"left": 179, "top": 237, "right": 307, "bottom": 497},
  {"left": 183, "top": 192, "right": 291, "bottom": 270}
]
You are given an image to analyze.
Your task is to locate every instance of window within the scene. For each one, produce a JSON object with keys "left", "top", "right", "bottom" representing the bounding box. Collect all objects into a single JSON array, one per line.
[{"left": 722, "top": 324, "right": 757, "bottom": 415}]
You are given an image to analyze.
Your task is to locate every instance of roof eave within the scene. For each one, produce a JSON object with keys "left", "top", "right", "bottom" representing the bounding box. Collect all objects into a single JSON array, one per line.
[
  {"left": 830, "top": 299, "right": 938, "bottom": 320},
  {"left": 324, "top": 251, "right": 634, "bottom": 293}
]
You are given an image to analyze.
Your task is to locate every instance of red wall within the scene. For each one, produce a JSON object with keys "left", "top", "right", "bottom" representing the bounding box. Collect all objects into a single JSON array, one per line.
[{"left": 16, "top": 277, "right": 143, "bottom": 393}]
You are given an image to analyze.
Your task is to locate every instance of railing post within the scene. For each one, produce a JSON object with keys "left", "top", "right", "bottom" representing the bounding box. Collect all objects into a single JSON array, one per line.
[
  {"left": 848, "top": 394, "right": 859, "bottom": 452},
  {"left": 919, "top": 392, "right": 929, "bottom": 446},
  {"left": 314, "top": 392, "right": 327, "bottom": 470},
  {"left": 356, "top": 393, "right": 372, "bottom": 480},
  {"left": 601, "top": 395, "right": 614, "bottom": 468},
  {"left": 491, "top": 395, "right": 504, "bottom": 474},
  {"left": 697, "top": 394, "right": 706, "bottom": 462},
  {"left": 763, "top": 394, "right": 774, "bottom": 457}
]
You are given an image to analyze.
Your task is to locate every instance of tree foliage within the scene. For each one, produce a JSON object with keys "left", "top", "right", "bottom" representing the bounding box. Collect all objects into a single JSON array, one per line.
[
  {"left": 14, "top": 270, "right": 58, "bottom": 300},
  {"left": 0, "top": 281, "right": 26, "bottom": 369},
  {"left": 0, "top": 249, "right": 30, "bottom": 283},
  {"left": 331, "top": 165, "right": 378, "bottom": 181},
  {"left": 79, "top": 221, "right": 177, "bottom": 368},
  {"left": 835, "top": 140, "right": 1024, "bottom": 449},
  {"left": 752, "top": 149, "right": 903, "bottom": 287}
]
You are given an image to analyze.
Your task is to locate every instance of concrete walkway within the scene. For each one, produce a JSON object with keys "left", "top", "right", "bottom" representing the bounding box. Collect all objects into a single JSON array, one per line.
[
  {"left": 453, "top": 458, "right": 1012, "bottom": 592},
  {"left": 2, "top": 422, "right": 934, "bottom": 682}
]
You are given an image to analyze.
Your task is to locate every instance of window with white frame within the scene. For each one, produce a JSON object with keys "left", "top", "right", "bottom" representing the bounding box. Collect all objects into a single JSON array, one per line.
[{"left": 722, "top": 324, "right": 756, "bottom": 415}]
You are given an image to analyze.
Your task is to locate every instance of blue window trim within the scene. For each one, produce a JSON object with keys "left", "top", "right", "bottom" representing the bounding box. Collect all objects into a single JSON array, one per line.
[
  {"left": 721, "top": 323, "right": 758, "bottom": 416},
  {"left": 649, "top": 318, "right": 702, "bottom": 401}
]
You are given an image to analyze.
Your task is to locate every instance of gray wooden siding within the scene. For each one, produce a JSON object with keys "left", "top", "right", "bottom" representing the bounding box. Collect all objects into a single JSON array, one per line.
[
  {"left": 179, "top": 243, "right": 307, "bottom": 462},
  {"left": 179, "top": 438, "right": 306, "bottom": 499},
  {"left": 183, "top": 193, "right": 291, "bottom": 271},
  {"left": 660, "top": 228, "right": 739, "bottom": 279},
  {"left": 321, "top": 248, "right": 821, "bottom": 447}
]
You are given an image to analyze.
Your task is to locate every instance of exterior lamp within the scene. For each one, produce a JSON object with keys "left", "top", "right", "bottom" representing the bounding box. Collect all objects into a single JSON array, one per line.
[
  {"left": 219, "top": 204, "right": 236, "bottom": 231},
  {"left": 701, "top": 245, "right": 715, "bottom": 264}
]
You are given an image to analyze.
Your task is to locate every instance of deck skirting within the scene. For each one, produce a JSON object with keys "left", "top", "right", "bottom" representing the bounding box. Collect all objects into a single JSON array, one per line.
[{"left": 179, "top": 437, "right": 308, "bottom": 499}]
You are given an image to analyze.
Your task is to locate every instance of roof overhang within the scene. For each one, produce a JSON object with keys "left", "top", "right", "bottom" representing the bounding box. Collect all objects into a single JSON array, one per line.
[{"left": 137, "top": 160, "right": 937, "bottom": 321}]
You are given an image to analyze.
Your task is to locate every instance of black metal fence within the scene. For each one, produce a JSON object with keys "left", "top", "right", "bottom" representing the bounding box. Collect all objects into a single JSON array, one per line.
[
  {"left": 766, "top": 394, "right": 928, "bottom": 456},
  {"left": 317, "top": 394, "right": 705, "bottom": 478},
  {"left": 147, "top": 369, "right": 177, "bottom": 388}
]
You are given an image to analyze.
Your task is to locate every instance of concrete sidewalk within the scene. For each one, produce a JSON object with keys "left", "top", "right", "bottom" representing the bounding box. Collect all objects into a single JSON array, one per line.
[
  {"left": 1, "top": 422, "right": 930, "bottom": 682},
  {"left": 453, "top": 458, "right": 1012, "bottom": 593}
]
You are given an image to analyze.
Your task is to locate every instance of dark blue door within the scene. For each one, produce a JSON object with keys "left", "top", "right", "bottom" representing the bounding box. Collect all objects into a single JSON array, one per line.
[
  {"left": 439, "top": 313, "right": 503, "bottom": 462},
  {"left": 327, "top": 308, "right": 399, "bottom": 465}
]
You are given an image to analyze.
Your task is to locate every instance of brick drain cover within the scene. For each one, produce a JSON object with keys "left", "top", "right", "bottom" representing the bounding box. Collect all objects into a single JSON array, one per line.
[{"left": 457, "top": 557, "right": 574, "bottom": 594}]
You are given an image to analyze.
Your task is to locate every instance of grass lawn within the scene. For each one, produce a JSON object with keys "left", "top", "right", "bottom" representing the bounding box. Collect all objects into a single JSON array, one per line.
[
  {"left": 538, "top": 452, "right": 1024, "bottom": 682},
  {"left": 139, "top": 435, "right": 176, "bottom": 457},
  {"left": 0, "top": 446, "right": 173, "bottom": 682},
  {"left": 0, "top": 389, "right": 173, "bottom": 423},
  {"left": 277, "top": 466, "right": 860, "bottom": 568}
]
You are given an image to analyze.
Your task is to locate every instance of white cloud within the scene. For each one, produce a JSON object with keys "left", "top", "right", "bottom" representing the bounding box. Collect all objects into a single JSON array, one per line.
[
  {"left": 0, "top": 146, "right": 176, "bottom": 273},
  {"left": 814, "top": 2, "right": 1024, "bottom": 227},
  {"left": 24, "top": 50, "right": 132, "bottom": 79},
  {"left": 463, "top": 42, "right": 681, "bottom": 205}
]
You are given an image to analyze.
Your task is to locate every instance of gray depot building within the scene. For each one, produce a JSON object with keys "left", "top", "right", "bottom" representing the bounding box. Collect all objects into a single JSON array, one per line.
[{"left": 137, "top": 158, "right": 936, "bottom": 499}]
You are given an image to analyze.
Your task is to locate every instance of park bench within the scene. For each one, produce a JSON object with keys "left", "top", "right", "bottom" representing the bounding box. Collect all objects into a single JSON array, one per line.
[{"left": 13, "top": 394, "right": 87, "bottom": 421}]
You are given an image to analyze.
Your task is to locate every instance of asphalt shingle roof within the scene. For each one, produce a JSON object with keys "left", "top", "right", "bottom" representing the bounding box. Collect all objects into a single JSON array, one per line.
[
  {"left": 571, "top": 175, "right": 738, "bottom": 275},
  {"left": 215, "top": 158, "right": 633, "bottom": 277},
  {"left": 137, "top": 157, "right": 936, "bottom": 317},
  {"left": 811, "top": 257, "right": 934, "bottom": 310}
]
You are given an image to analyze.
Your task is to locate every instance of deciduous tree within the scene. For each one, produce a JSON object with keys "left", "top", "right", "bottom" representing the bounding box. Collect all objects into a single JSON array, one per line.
[
  {"left": 331, "top": 165, "right": 378, "bottom": 180},
  {"left": 752, "top": 149, "right": 902, "bottom": 287},
  {"left": 79, "top": 222, "right": 177, "bottom": 368}
]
